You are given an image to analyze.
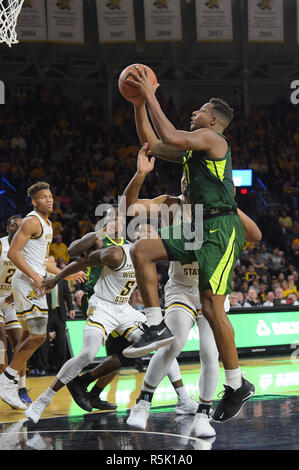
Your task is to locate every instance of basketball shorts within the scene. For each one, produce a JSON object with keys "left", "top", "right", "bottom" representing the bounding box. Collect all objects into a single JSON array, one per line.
[
  {"left": 160, "top": 214, "right": 245, "bottom": 295},
  {"left": 12, "top": 272, "right": 48, "bottom": 326},
  {"left": 164, "top": 282, "right": 202, "bottom": 324},
  {"left": 84, "top": 294, "right": 145, "bottom": 341},
  {"left": 0, "top": 296, "right": 22, "bottom": 330}
]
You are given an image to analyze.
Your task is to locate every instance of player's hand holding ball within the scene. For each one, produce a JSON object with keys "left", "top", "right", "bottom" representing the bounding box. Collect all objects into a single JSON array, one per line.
[{"left": 118, "top": 64, "right": 158, "bottom": 104}]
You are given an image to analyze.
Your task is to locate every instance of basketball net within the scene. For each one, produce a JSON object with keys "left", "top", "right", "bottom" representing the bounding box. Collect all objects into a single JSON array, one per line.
[{"left": 0, "top": 0, "right": 24, "bottom": 47}]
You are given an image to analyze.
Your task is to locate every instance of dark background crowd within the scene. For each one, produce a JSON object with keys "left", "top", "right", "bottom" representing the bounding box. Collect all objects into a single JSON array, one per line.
[{"left": 0, "top": 84, "right": 299, "bottom": 319}]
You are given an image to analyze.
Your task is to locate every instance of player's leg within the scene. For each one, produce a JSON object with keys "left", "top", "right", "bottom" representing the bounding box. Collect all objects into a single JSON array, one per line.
[
  {"left": 26, "top": 325, "right": 105, "bottom": 423},
  {"left": 127, "top": 308, "right": 195, "bottom": 429},
  {"left": 130, "top": 237, "right": 167, "bottom": 323},
  {"left": 0, "top": 321, "right": 7, "bottom": 372},
  {"left": 6, "top": 325, "right": 31, "bottom": 404},
  {"left": 0, "top": 317, "right": 47, "bottom": 410},
  {"left": 124, "top": 226, "right": 195, "bottom": 358},
  {"left": 191, "top": 315, "right": 219, "bottom": 438},
  {"left": 197, "top": 215, "right": 254, "bottom": 422},
  {"left": 0, "top": 276, "right": 50, "bottom": 409},
  {"left": 67, "top": 353, "right": 121, "bottom": 411}
]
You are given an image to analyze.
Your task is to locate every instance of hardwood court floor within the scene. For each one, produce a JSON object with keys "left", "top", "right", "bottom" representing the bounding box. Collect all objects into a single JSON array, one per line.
[{"left": 0, "top": 355, "right": 298, "bottom": 451}]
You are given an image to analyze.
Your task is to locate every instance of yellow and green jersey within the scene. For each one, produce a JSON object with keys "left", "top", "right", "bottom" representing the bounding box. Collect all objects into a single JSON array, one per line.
[{"left": 183, "top": 132, "right": 237, "bottom": 218}]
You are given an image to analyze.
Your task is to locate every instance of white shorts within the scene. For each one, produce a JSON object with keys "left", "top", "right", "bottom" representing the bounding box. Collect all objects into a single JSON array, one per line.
[
  {"left": 164, "top": 283, "right": 202, "bottom": 324},
  {"left": 164, "top": 283, "right": 230, "bottom": 324},
  {"left": 12, "top": 272, "right": 48, "bottom": 326},
  {"left": 0, "top": 296, "right": 22, "bottom": 330},
  {"left": 84, "top": 294, "right": 145, "bottom": 341}
]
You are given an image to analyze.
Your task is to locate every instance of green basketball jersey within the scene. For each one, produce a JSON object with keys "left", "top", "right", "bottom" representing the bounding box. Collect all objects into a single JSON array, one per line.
[
  {"left": 182, "top": 132, "right": 237, "bottom": 218},
  {"left": 84, "top": 235, "right": 127, "bottom": 296}
]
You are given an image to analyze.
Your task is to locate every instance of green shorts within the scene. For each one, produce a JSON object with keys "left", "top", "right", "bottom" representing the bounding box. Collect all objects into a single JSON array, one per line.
[{"left": 159, "top": 214, "right": 245, "bottom": 295}]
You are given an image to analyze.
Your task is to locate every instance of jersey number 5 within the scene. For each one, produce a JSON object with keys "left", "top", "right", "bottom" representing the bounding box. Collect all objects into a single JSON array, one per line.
[{"left": 120, "top": 280, "right": 135, "bottom": 297}]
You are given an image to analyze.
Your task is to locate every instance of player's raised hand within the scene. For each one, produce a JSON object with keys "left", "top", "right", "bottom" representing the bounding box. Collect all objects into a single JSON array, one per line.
[
  {"left": 126, "top": 66, "right": 160, "bottom": 99},
  {"left": 137, "top": 142, "right": 155, "bottom": 175}
]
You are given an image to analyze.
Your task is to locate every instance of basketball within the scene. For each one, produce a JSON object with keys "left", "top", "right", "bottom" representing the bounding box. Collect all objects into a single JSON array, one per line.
[{"left": 118, "top": 64, "right": 157, "bottom": 101}]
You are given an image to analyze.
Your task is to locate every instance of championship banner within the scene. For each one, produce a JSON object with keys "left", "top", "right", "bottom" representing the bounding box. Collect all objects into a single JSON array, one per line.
[
  {"left": 195, "top": 0, "right": 233, "bottom": 42},
  {"left": 16, "top": 0, "right": 47, "bottom": 43},
  {"left": 96, "top": 0, "right": 136, "bottom": 43},
  {"left": 248, "top": 0, "right": 284, "bottom": 43},
  {"left": 46, "top": 0, "right": 84, "bottom": 44},
  {"left": 144, "top": 0, "right": 182, "bottom": 42}
]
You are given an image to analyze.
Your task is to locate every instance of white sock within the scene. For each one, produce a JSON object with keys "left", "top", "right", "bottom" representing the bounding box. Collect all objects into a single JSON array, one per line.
[
  {"left": 145, "top": 307, "right": 163, "bottom": 326},
  {"left": 224, "top": 367, "right": 242, "bottom": 390},
  {"left": 175, "top": 386, "right": 190, "bottom": 403},
  {"left": 18, "top": 375, "right": 26, "bottom": 389},
  {"left": 5, "top": 366, "right": 18, "bottom": 378},
  {"left": 42, "top": 387, "right": 56, "bottom": 401}
]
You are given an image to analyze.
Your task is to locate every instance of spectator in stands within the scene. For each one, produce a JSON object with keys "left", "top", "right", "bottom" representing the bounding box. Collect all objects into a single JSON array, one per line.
[
  {"left": 243, "top": 288, "right": 262, "bottom": 308},
  {"left": 263, "top": 292, "right": 275, "bottom": 307},
  {"left": 267, "top": 248, "right": 286, "bottom": 274},
  {"left": 279, "top": 211, "right": 293, "bottom": 231},
  {"left": 282, "top": 279, "right": 298, "bottom": 298},
  {"left": 10, "top": 132, "right": 27, "bottom": 150},
  {"left": 78, "top": 213, "right": 94, "bottom": 237},
  {"left": 245, "top": 265, "right": 258, "bottom": 283},
  {"left": 236, "top": 291, "right": 244, "bottom": 307},
  {"left": 50, "top": 212, "right": 63, "bottom": 237},
  {"left": 49, "top": 234, "right": 70, "bottom": 264},
  {"left": 286, "top": 293, "right": 299, "bottom": 306},
  {"left": 229, "top": 292, "right": 242, "bottom": 309},
  {"left": 259, "top": 283, "right": 268, "bottom": 303},
  {"left": 274, "top": 287, "right": 287, "bottom": 306}
]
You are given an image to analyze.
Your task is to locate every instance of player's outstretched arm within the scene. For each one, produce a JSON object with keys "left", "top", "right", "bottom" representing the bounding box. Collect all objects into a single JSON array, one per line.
[
  {"left": 134, "top": 103, "right": 184, "bottom": 162},
  {"left": 42, "top": 246, "right": 124, "bottom": 292},
  {"left": 68, "top": 231, "right": 104, "bottom": 257},
  {"left": 237, "top": 208, "right": 262, "bottom": 243},
  {"left": 122, "top": 143, "right": 178, "bottom": 218}
]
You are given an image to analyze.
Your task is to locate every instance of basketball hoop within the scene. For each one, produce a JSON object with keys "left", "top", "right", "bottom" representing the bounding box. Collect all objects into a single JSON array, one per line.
[{"left": 0, "top": 0, "right": 24, "bottom": 47}]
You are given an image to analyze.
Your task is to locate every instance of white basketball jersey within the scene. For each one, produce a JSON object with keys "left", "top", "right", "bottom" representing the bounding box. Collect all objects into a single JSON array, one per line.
[
  {"left": 166, "top": 196, "right": 199, "bottom": 289},
  {"left": 93, "top": 243, "right": 137, "bottom": 304},
  {"left": 19, "top": 210, "right": 53, "bottom": 277},
  {"left": 0, "top": 236, "right": 16, "bottom": 296}
]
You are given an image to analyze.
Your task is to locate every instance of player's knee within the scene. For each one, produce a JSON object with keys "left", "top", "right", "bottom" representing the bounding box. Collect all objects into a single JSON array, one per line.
[
  {"left": 77, "top": 348, "right": 96, "bottom": 366},
  {"left": 30, "top": 333, "right": 47, "bottom": 346},
  {"left": 164, "top": 340, "right": 182, "bottom": 359}
]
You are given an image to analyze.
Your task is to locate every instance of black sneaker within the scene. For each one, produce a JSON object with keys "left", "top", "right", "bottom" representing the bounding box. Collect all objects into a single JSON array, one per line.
[
  {"left": 88, "top": 394, "right": 117, "bottom": 411},
  {"left": 67, "top": 377, "right": 92, "bottom": 412},
  {"left": 122, "top": 320, "right": 175, "bottom": 358},
  {"left": 212, "top": 377, "right": 255, "bottom": 423}
]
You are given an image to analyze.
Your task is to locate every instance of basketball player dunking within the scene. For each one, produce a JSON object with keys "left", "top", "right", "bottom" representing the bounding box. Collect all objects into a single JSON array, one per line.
[{"left": 0, "top": 182, "right": 85, "bottom": 410}]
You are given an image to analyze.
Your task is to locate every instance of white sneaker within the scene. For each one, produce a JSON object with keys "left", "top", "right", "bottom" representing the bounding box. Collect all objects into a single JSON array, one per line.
[
  {"left": 175, "top": 399, "right": 198, "bottom": 415},
  {"left": 25, "top": 395, "right": 51, "bottom": 424},
  {"left": 0, "top": 373, "right": 27, "bottom": 410},
  {"left": 192, "top": 412, "right": 216, "bottom": 438},
  {"left": 126, "top": 400, "right": 151, "bottom": 430}
]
